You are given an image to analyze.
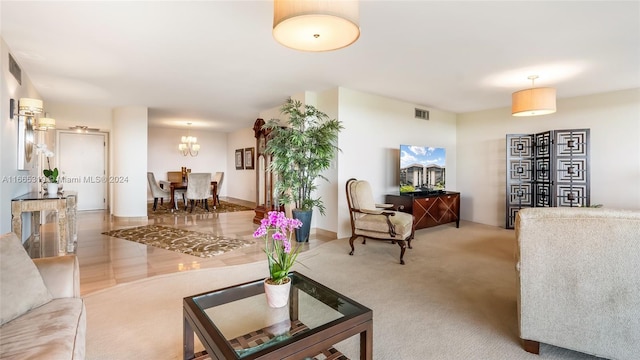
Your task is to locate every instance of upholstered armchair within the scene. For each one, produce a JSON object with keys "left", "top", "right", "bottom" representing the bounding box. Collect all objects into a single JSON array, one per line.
[
  {"left": 147, "top": 172, "right": 171, "bottom": 211},
  {"left": 346, "top": 178, "right": 415, "bottom": 264},
  {"left": 186, "top": 172, "right": 212, "bottom": 212},
  {"left": 515, "top": 207, "right": 640, "bottom": 359},
  {"left": 213, "top": 171, "right": 224, "bottom": 205}
]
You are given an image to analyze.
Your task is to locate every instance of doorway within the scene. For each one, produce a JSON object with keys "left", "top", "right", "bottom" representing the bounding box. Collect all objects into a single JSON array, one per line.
[{"left": 57, "top": 131, "right": 108, "bottom": 211}]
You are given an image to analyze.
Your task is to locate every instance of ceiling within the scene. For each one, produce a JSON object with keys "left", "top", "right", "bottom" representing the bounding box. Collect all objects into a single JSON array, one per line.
[{"left": 2, "top": 1, "right": 639, "bottom": 133}]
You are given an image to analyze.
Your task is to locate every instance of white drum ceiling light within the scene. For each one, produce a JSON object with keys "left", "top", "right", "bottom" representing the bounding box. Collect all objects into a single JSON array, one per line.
[{"left": 273, "top": 0, "right": 360, "bottom": 52}]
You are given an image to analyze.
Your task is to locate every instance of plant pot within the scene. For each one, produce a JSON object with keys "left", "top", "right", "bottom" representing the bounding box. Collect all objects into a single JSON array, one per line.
[
  {"left": 264, "top": 277, "right": 291, "bottom": 308},
  {"left": 292, "top": 209, "right": 312, "bottom": 242},
  {"left": 47, "top": 183, "right": 59, "bottom": 197}
]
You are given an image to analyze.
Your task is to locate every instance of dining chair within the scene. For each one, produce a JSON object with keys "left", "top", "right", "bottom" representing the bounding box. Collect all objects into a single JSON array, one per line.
[
  {"left": 147, "top": 172, "right": 172, "bottom": 211},
  {"left": 186, "top": 172, "right": 212, "bottom": 212},
  {"left": 212, "top": 172, "right": 224, "bottom": 205}
]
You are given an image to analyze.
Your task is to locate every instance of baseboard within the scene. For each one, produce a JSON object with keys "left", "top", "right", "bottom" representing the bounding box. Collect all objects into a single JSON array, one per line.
[
  {"left": 222, "top": 197, "right": 256, "bottom": 208},
  {"left": 312, "top": 228, "right": 337, "bottom": 240},
  {"left": 110, "top": 215, "right": 148, "bottom": 222}
]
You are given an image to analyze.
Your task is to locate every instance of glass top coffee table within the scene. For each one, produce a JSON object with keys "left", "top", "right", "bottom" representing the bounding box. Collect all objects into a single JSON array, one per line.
[{"left": 183, "top": 271, "right": 373, "bottom": 360}]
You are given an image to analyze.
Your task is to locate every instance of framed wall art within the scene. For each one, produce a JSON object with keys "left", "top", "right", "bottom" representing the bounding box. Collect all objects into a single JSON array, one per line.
[
  {"left": 244, "top": 147, "right": 255, "bottom": 170},
  {"left": 235, "top": 149, "right": 244, "bottom": 170}
]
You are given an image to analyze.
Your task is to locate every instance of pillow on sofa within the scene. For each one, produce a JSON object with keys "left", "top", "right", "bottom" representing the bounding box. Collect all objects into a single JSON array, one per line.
[{"left": 1, "top": 233, "right": 52, "bottom": 325}]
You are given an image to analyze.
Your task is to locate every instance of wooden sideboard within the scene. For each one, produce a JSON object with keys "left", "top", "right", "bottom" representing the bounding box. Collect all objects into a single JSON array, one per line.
[{"left": 385, "top": 192, "right": 460, "bottom": 230}]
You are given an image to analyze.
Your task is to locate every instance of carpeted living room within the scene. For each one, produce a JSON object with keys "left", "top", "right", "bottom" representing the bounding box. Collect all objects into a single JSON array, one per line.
[
  {"left": 2, "top": 1, "right": 639, "bottom": 360},
  {"left": 80, "top": 209, "right": 612, "bottom": 360}
]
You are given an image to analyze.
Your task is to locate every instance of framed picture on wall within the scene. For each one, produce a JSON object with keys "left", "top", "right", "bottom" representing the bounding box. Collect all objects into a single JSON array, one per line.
[
  {"left": 244, "top": 147, "right": 255, "bottom": 170},
  {"left": 235, "top": 149, "right": 244, "bottom": 170}
]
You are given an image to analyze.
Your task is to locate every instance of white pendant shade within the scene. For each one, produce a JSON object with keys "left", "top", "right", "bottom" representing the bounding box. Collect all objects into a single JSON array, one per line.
[
  {"left": 512, "top": 87, "right": 557, "bottom": 116},
  {"left": 19, "top": 98, "right": 43, "bottom": 114},
  {"left": 273, "top": 0, "right": 360, "bottom": 52}
]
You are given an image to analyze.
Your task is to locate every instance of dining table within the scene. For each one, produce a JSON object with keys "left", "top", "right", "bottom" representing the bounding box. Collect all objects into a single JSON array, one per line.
[{"left": 169, "top": 181, "right": 218, "bottom": 210}]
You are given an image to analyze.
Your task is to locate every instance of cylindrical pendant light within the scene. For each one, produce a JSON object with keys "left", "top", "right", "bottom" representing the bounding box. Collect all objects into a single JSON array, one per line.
[
  {"left": 512, "top": 75, "right": 556, "bottom": 117},
  {"left": 273, "top": 0, "right": 360, "bottom": 52}
]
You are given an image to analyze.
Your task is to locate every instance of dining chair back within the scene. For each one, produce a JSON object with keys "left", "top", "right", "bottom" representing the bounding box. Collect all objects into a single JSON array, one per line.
[
  {"left": 167, "top": 171, "right": 183, "bottom": 183},
  {"left": 186, "top": 172, "right": 212, "bottom": 212},
  {"left": 147, "top": 172, "right": 171, "bottom": 211}
]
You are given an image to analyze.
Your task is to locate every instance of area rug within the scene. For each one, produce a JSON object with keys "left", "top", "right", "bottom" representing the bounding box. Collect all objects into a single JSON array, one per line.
[
  {"left": 148, "top": 200, "right": 254, "bottom": 217},
  {"left": 101, "top": 225, "right": 254, "bottom": 258}
]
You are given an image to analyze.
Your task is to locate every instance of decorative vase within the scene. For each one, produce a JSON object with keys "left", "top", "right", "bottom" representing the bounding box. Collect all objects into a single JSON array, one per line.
[
  {"left": 292, "top": 209, "right": 312, "bottom": 242},
  {"left": 263, "top": 277, "right": 291, "bottom": 308},
  {"left": 47, "top": 183, "right": 59, "bottom": 197}
]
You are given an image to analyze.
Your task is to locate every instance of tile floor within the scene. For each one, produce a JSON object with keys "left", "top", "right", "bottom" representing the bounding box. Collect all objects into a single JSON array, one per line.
[{"left": 32, "top": 199, "right": 335, "bottom": 295}]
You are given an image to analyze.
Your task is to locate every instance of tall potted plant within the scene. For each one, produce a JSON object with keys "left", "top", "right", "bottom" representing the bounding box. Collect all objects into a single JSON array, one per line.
[{"left": 263, "top": 98, "right": 343, "bottom": 242}]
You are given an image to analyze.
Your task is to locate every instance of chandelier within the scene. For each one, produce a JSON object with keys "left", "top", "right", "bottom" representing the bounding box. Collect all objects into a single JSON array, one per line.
[{"left": 179, "top": 122, "right": 200, "bottom": 157}]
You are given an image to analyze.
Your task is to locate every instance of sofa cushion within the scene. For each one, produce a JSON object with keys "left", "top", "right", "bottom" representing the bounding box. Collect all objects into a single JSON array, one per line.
[
  {"left": 0, "top": 233, "right": 52, "bottom": 325},
  {"left": 0, "top": 298, "right": 86, "bottom": 360}
]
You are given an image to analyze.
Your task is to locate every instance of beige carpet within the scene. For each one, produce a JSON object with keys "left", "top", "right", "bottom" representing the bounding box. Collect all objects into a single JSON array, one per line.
[
  {"left": 84, "top": 222, "right": 604, "bottom": 360},
  {"left": 101, "top": 225, "right": 254, "bottom": 258}
]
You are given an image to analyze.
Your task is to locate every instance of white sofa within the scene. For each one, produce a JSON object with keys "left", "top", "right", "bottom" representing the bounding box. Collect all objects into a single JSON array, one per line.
[
  {"left": 1, "top": 232, "right": 86, "bottom": 359},
  {"left": 515, "top": 207, "right": 640, "bottom": 360}
]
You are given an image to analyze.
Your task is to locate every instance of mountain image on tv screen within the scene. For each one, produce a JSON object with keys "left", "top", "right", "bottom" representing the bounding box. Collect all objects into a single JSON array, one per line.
[{"left": 400, "top": 145, "right": 446, "bottom": 194}]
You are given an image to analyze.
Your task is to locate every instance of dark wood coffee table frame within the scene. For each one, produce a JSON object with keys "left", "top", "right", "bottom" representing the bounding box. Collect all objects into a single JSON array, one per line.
[{"left": 183, "top": 271, "right": 373, "bottom": 360}]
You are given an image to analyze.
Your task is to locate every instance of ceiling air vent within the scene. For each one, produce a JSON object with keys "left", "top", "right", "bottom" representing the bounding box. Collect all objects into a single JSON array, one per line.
[
  {"left": 415, "top": 108, "right": 429, "bottom": 120},
  {"left": 9, "top": 53, "right": 21, "bottom": 85}
]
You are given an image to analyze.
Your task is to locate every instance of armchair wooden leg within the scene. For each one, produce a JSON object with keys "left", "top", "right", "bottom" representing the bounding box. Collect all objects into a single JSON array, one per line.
[
  {"left": 397, "top": 239, "right": 407, "bottom": 265},
  {"left": 521, "top": 339, "right": 540, "bottom": 354},
  {"left": 408, "top": 227, "right": 415, "bottom": 249},
  {"left": 204, "top": 199, "right": 210, "bottom": 212},
  {"left": 349, "top": 235, "right": 357, "bottom": 256},
  {"left": 153, "top": 198, "right": 158, "bottom": 211}
]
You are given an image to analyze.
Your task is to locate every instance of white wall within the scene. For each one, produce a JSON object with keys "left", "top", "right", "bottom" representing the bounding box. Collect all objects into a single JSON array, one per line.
[
  {"left": 1, "top": 39, "right": 43, "bottom": 236},
  {"left": 147, "top": 127, "right": 228, "bottom": 199},
  {"left": 315, "top": 88, "right": 340, "bottom": 234},
  {"left": 226, "top": 127, "right": 255, "bottom": 202},
  {"left": 336, "top": 88, "right": 458, "bottom": 238},
  {"left": 112, "top": 107, "right": 148, "bottom": 217},
  {"left": 457, "top": 88, "right": 640, "bottom": 227}
]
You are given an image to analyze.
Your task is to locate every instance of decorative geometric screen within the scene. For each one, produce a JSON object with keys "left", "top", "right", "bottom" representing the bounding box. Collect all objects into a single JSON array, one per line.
[
  {"left": 506, "top": 134, "right": 534, "bottom": 229},
  {"left": 505, "top": 129, "right": 590, "bottom": 229},
  {"left": 554, "top": 129, "right": 590, "bottom": 207}
]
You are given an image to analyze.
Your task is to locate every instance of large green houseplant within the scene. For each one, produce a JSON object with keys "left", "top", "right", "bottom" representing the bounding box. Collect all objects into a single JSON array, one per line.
[{"left": 263, "top": 98, "right": 343, "bottom": 242}]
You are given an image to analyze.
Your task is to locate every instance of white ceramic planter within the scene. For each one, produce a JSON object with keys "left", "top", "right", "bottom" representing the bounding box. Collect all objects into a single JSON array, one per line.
[
  {"left": 47, "top": 183, "right": 59, "bottom": 197},
  {"left": 263, "top": 278, "right": 291, "bottom": 308}
]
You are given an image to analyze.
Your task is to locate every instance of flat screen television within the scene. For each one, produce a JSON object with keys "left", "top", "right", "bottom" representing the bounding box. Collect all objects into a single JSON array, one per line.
[{"left": 399, "top": 144, "right": 446, "bottom": 195}]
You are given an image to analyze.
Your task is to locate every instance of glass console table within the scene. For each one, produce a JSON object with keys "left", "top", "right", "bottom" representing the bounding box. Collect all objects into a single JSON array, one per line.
[
  {"left": 11, "top": 191, "right": 78, "bottom": 256},
  {"left": 183, "top": 271, "right": 373, "bottom": 360}
]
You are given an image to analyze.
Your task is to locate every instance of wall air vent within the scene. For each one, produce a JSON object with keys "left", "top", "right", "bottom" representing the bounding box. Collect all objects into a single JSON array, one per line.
[
  {"left": 9, "top": 53, "right": 22, "bottom": 85},
  {"left": 415, "top": 108, "right": 429, "bottom": 120}
]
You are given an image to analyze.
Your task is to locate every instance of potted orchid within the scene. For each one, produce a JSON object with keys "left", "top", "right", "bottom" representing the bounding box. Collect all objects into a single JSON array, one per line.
[
  {"left": 36, "top": 144, "right": 61, "bottom": 196},
  {"left": 253, "top": 211, "right": 303, "bottom": 307}
]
